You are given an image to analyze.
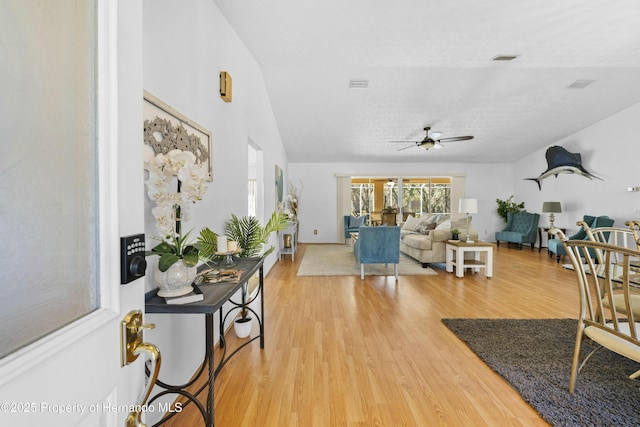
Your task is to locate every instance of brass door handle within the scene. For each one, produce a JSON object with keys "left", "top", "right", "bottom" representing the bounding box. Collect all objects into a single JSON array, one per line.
[{"left": 121, "top": 310, "right": 162, "bottom": 427}]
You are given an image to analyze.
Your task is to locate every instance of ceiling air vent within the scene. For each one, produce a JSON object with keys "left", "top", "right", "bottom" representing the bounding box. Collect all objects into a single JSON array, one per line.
[
  {"left": 568, "top": 79, "right": 595, "bottom": 89},
  {"left": 349, "top": 79, "right": 369, "bottom": 89},
  {"left": 492, "top": 55, "right": 519, "bottom": 61}
]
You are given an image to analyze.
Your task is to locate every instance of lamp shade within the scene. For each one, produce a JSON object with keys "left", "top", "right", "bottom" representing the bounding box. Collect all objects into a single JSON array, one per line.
[
  {"left": 459, "top": 198, "right": 478, "bottom": 214},
  {"left": 542, "top": 201, "right": 562, "bottom": 213}
]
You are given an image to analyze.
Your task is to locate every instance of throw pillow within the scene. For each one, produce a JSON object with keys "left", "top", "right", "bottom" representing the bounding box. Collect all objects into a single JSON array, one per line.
[
  {"left": 435, "top": 219, "right": 452, "bottom": 230},
  {"left": 415, "top": 221, "right": 436, "bottom": 234},
  {"left": 349, "top": 215, "right": 365, "bottom": 228},
  {"left": 402, "top": 215, "right": 421, "bottom": 231}
]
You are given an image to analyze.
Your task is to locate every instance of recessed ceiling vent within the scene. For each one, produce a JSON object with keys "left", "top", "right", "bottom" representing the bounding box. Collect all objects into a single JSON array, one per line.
[
  {"left": 349, "top": 79, "right": 369, "bottom": 89},
  {"left": 492, "top": 54, "right": 519, "bottom": 61},
  {"left": 568, "top": 79, "right": 595, "bottom": 89}
]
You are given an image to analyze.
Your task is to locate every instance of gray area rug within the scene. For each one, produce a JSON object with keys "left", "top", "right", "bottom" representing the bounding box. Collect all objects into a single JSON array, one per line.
[
  {"left": 297, "top": 244, "right": 437, "bottom": 276},
  {"left": 442, "top": 318, "right": 640, "bottom": 427}
]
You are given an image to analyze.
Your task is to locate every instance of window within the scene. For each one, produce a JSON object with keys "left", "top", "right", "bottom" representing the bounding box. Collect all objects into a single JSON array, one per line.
[
  {"left": 0, "top": 0, "right": 99, "bottom": 358},
  {"left": 402, "top": 177, "right": 451, "bottom": 217},
  {"left": 350, "top": 176, "right": 451, "bottom": 221}
]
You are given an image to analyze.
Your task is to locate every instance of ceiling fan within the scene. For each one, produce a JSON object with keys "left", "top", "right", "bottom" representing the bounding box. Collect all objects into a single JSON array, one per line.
[{"left": 392, "top": 127, "right": 474, "bottom": 151}]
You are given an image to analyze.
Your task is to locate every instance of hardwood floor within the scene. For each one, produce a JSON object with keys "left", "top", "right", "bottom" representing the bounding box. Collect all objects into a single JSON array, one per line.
[{"left": 164, "top": 244, "right": 579, "bottom": 426}]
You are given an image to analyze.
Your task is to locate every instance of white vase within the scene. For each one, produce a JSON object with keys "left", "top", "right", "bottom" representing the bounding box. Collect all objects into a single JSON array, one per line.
[
  {"left": 233, "top": 317, "right": 253, "bottom": 338},
  {"left": 155, "top": 260, "right": 197, "bottom": 297}
]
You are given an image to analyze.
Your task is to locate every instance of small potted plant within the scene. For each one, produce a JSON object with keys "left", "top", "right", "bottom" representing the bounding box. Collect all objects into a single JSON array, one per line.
[
  {"left": 451, "top": 228, "right": 460, "bottom": 240},
  {"left": 233, "top": 282, "right": 253, "bottom": 338},
  {"left": 223, "top": 211, "right": 289, "bottom": 337}
]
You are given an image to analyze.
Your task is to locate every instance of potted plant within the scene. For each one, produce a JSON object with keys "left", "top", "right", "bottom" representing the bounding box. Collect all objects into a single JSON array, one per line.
[
  {"left": 496, "top": 195, "right": 525, "bottom": 223},
  {"left": 451, "top": 228, "right": 460, "bottom": 240},
  {"left": 222, "top": 211, "right": 289, "bottom": 337}
]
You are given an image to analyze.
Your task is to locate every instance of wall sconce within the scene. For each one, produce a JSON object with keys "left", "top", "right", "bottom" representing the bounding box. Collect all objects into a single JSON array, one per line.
[{"left": 220, "top": 71, "right": 232, "bottom": 102}]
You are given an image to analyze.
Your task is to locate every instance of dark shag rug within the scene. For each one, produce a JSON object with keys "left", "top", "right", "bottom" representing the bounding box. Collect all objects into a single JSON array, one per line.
[{"left": 442, "top": 318, "right": 640, "bottom": 427}]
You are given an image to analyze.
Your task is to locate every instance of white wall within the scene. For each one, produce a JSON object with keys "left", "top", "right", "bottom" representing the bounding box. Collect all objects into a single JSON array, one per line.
[
  {"left": 513, "top": 102, "right": 640, "bottom": 238},
  {"left": 289, "top": 162, "right": 515, "bottom": 243},
  {"left": 141, "top": 0, "right": 289, "bottom": 419}
]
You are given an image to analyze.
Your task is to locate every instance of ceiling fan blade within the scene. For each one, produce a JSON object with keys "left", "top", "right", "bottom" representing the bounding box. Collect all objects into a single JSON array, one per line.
[
  {"left": 437, "top": 135, "right": 474, "bottom": 143},
  {"left": 397, "top": 144, "right": 417, "bottom": 151},
  {"left": 389, "top": 140, "right": 417, "bottom": 143}
]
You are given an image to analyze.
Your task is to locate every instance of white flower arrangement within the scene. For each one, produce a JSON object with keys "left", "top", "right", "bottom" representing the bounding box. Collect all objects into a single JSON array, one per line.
[
  {"left": 144, "top": 149, "right": 209, "bottom": 272},
  {"left": 144, "top": 149, "right": 208, "bottom": 238}
]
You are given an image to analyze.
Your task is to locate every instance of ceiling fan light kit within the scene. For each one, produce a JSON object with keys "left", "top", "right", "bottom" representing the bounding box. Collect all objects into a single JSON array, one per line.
[{"left": 392, "top": 126, "right": 474, "bottom": 151}]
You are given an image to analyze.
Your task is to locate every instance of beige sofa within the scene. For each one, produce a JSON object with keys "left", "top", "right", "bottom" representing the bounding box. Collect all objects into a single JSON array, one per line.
[{"left": 400, "top": 215, "right": 478, "bottom": 267}]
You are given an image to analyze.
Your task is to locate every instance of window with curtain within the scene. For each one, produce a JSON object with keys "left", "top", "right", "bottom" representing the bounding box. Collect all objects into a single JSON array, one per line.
[{"left": 0, "top": 0, "right": 99, "bottom": 359}]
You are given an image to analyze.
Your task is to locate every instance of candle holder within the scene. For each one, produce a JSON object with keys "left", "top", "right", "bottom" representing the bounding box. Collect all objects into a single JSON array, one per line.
[{"left": 215, "top": 249, "right": 241, "bottom": 267}]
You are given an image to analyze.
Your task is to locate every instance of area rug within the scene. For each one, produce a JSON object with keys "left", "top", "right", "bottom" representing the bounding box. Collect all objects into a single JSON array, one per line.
[
  {"left": 297, "top": 244, "right": 437, "bottom": 277},
  {"left": 442, "top": 318, "right": 640, "bottom": 427}
]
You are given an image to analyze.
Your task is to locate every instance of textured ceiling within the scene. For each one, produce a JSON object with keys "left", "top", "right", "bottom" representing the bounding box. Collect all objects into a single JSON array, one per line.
[{"left": 213, "top": 0, "right": 640, "bottom": 163}]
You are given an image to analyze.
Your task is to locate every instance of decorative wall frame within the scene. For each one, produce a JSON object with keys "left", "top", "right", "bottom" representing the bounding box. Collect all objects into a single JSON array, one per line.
[{"left": 143, "top": 90, "right": 213, "bottom": 181}]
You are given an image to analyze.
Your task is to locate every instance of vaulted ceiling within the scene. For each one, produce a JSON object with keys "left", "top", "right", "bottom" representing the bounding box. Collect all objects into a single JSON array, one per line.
[{"left": 213, "top": 0, "right": 640, "bottom": 163}]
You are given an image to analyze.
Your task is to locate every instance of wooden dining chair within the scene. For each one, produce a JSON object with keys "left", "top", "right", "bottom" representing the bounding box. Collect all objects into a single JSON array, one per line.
[{"left": 561, "top": 238, "right": 640, "bottom": 393}]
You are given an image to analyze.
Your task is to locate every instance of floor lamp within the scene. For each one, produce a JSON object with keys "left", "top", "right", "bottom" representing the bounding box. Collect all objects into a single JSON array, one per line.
[{"left": 459, "top": 198, "right": 478, "bottom": 242}]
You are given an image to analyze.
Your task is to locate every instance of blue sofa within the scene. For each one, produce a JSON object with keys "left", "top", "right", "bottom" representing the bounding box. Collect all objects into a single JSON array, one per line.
[
  {"left": 354, "top": 226, "right": 401, "bottom": 280},
  {"left": 495, "top": 211, "right": 540, "bottom": 250},
  {"left": 548, "top": 215, "right": 614, "bottom": 263}
]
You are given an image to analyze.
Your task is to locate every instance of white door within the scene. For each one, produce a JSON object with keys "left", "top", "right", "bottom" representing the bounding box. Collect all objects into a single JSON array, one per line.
[{"left": 0, "top": 2, "right": 150, "bottom": 426}]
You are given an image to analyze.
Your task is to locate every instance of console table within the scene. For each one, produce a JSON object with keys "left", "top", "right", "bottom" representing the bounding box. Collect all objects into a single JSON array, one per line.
[
  {"left": 145, "top": 257, "right": 265, "bottom": 427},
  {"left": 278, "top": 221, "right": 298, "bottom": 261}
]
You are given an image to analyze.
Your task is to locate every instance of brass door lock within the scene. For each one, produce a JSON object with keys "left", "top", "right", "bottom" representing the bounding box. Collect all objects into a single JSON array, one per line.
[{"left": 120, "top": 310, "right": 161, "bottom": 427}]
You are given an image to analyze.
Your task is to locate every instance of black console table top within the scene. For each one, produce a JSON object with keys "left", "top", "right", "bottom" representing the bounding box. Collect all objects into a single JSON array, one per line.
[{"left": 145, "top": 257, "right": 263, "bottom": 313}]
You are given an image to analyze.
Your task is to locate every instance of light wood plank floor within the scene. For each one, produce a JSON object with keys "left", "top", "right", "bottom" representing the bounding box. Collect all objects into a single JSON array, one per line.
[{"left": 165, "top": 243, "right": 579, "bottom": 426}]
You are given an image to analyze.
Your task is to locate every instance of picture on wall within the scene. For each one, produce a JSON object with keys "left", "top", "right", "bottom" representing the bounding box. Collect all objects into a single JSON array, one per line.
[
  {"left": 275, "top": 165, "right": 284, "bottom": 211},
  {"left": 143, "top": 90, "right": 213, "bottom": 181}
]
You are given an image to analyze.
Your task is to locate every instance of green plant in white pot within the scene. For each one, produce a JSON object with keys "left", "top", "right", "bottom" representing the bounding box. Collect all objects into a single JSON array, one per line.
[{"left": 223, "top": 211, "right": 289, "bottom": 337}]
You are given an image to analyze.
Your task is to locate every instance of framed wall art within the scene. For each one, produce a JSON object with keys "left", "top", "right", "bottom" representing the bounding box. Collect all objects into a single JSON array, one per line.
[{"left": 143, "top": 90, "right": 213, "bottom": 181}]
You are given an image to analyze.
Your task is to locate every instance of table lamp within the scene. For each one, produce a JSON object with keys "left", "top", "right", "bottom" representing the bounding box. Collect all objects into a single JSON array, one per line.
[
  {"left": 542, "top": 201, "right": 562, "bottom": 228},
  {"left": 459, "top": 198, "right": 478, "bottom": 242}
]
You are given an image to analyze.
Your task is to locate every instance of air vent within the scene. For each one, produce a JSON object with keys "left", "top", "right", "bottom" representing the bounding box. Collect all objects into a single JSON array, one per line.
[
  {"left": 492, "top": 54, "right": 519, "bottom": 61},
  {"left": 568, "top": 79, "right": 595, "bottom": 89},
  {"left": 349, "top": 79, "right": 369, "bottom": 89}
]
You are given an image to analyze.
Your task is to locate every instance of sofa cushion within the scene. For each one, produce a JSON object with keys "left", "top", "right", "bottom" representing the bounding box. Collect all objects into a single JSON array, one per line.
[{"left": 401, "top": 232, "right": 433, "bottom": 250}]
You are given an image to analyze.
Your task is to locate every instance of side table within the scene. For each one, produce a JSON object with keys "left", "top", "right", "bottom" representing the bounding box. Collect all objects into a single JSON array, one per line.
[
  {"left": 446, "top": 240, "right": 496, "bottom": 278},
  {"left": 278, "top": 222, "right": 298, "bottom": 261},
  {"left": 538, "top": 226, "right": 566, "bottom": 252}
]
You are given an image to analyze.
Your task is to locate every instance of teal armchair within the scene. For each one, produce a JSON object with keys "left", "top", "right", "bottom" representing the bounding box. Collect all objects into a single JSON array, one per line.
[
  {"left": 548, "top": 215, "right": 614, "bottom": 263},
  {"left": 344, "top": 215, "right": 367, "bottom": 242},
  {"left": 353, "top": 226, "right": 401, "bottom": 280},
  {"left": 495, "top": 211, "right": 540, "bottom": 250}
]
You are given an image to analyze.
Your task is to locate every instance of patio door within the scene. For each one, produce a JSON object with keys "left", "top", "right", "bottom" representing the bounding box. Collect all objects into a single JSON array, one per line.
[{"left": 0, "top": 2, "right": 149, "bottom": 426}]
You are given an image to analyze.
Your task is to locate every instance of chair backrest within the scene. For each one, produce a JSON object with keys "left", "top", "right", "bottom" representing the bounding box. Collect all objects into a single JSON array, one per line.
[
  {"left": 626, "top": 220, "right": 640, "bottom": 247},
  {"left": 563, "top": 238, "right": 640, "bottom": 343},
  {"left": 356, "top": 226, "right": 401, "bottom": 264},
  {"left": 505, "top": 212, "right": 539, "bottom": 236}
]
